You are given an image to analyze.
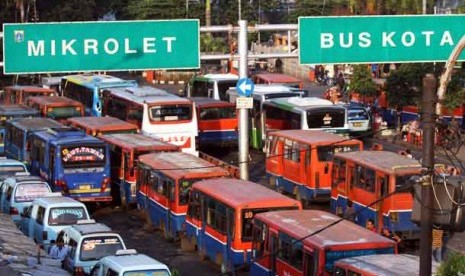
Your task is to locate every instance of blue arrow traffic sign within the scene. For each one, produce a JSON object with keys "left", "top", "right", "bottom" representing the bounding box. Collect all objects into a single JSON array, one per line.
[{"left": 236, "top": 77, "right": 254, "bottom": 97}]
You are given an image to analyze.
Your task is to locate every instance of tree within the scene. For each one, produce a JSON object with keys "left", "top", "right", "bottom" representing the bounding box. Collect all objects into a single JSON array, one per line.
[
  {"left": 36, "top": 0, "right": 97, "bottom": 22},
  {"left": 350, "top": 64, "right": 377, "bottom": 99},
  {"left": 436, "top": 252, "right": 465, "bottom": 276},
  {"left": 444, "top": 70, "right": 465, "bottom": 110}
]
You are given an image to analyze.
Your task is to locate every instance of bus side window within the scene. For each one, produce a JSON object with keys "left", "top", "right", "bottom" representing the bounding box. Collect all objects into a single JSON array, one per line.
[
  {"left": 284, "top": 139, "right": 292, "bottom": 160},
  {"left": 291, "top": 141, "right": 301, "bottom": 162},
  {"left": 379, "top": 176, "right": 388, "bottom": 197}
]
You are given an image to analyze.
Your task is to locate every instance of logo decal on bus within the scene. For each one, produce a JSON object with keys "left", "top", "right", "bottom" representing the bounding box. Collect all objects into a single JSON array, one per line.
[{"left": 323, "top": 113, "right": 333, "bottom": 125}]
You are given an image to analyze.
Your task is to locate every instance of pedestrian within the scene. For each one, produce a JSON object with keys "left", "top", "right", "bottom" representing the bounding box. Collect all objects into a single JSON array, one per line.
[
  {"left": 336, "top": 72, "right": 345, "bottom": 92},
  {"left": 432, "top": 227, "right": 444, "bottom": 262},
  {"left": 366, "top": 219, "right": 377, "bottom": 233},
  {"left": 344, "top": 200, "right": 357, "bottom": 223},
  {"left": 381, "top": 227, "right": 402, "bottom": 243},
  {"left": 49, "top": 237, "right": 69, "bottom": 262},
  {"left": 275, "top": 58, "right": 283, "bottom": 74}
]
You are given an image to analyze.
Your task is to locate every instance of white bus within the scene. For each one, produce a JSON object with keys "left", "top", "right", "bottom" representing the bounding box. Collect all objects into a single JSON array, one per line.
[
  {"left": 185, "top": 73, "right": 238, "bottom": 101},
  {"left": 102, "top": 86, "right": 198, "bottom": 155},
  {"left": 262, "top": 96, "right": 349, "bottom": 137}
]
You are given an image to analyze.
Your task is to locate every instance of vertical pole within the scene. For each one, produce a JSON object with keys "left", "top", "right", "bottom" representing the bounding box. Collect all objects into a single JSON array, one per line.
[
  {"left": 238, "top": 20, "right": 249, "bottom": 181},
  {"left": 238, "top": 0, "right": 242, "bottom": 21},
  {"left": 419, "top": 73, "right": 437, "bottom": 276},
  {"left": 423, "top": 0, "right": 427, "bottom": 14}
]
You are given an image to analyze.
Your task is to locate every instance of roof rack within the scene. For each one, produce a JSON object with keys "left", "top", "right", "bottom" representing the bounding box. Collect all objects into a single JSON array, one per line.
[
  {"left": 115, "top": 249, "right": 138, "bottom": 256},
  {"left": 76, "top": 219, "right": 96, "bottom": 224},
  {"left": 14, "top": 172, "right": 30, "bottom": 176}
]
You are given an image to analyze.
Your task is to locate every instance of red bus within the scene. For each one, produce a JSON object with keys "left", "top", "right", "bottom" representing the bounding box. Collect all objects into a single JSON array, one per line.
[
  {"left": 184, "top": 179, "right": 302, "bottom": 274},
  {"left": 1, "top": 86, "right": 57, "bottom": 104},
  {"left": 66, "top": 116, "right": 139, "bottom": 136},
  {"left": 250, "top": 210, "right": 397, "bottom": 276},
  {"left": 265, "top": 130, "right": 363, "bottom": 206},
  {"left": 330, "top": 151, "right": 424, "bottom": 240},
  {"left": 137, "top": 152, "right": 231, "bottom": 240},
  {"left": 25, "top": 96, "right": 84, "bottom": 122},
  {"left": 191, "top": 97, "right": 238, "bottom": 147},
  {"left": 99, "top": 133, "right": 179, "bottom": 207},
  {"left": 253, "top": 73, "right": 304, "bottom": 89}
]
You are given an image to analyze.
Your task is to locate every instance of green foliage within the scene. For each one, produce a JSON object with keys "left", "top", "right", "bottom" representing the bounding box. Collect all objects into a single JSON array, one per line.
[
  {"left": 445, "top": 69, "right": 465, "bottom": 110},
  {"left": 200, "top": 34, "right": 228, "bottom": 54},
  {"left": 437, "top": 252, "right": 465, "bottom": 276},
  {"left": 124, "top": 0, "right": 186, "bottom": 20},
  {"left": 36, "top": 0, "right": 97, "bottom": 22},
  {"left": 385, "top": 63, "right": 436, "bottom": 108},
  {"left": 350, "top": 64, "right": 377, "bottom": 97}
]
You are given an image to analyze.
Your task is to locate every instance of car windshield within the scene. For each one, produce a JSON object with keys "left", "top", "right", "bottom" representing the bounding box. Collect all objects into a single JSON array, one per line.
[
  {"left": 14, "top": 183, "right": 50, "bottom": 203},
  {"left": 123, "top": 270, "right": 170, "bottom": 276},
  {"left": 48, "top": 207, "right": 88, "bottom": 226},
  {"left": 80, "top": 236, "right": 124, "bottom": 261}
]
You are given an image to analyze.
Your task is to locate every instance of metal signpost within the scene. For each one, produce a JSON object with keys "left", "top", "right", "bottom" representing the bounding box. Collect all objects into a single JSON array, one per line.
[
  {"left": 2, "top": 20, "right": 200, "bottom": 74},
  {"left": 299, "top": 15, "right": 465, "bottom": 64}
]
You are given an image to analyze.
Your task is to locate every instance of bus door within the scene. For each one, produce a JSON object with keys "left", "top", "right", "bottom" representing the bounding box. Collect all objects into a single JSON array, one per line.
[
  {"left": 269, "top": 229, "right": 278, "bottom": 274},
  {"left": 265, "top": 137, "right": 283, "bottom": 187},
  {"left": 49, "top": 146, "right": 56, "bottom": 186},
  {"left": 282, "top": 139, "right": 302, "bottom": 196},
  {"left": 304, "top": 247, "right": 317, "bottom": 276}
]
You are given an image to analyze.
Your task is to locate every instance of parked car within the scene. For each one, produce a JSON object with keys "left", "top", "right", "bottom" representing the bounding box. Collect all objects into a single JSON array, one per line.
[
  {"left": 0, "top": 173, "right": 51, "bottom": 224},
  {"left": 61, "top": 219, "right": 126, "bottom": 275},
  {"left": 345, "top": 103, "right": 373, "bottom": 137},
  {"left": 89, "top": 249, "right": 171, "bottom": 276},
  {"left": 0, "top": 157, "right": 28, "bottom": 182},
  {"left": 19, "top": 193, "right": 90, "bottom": 252}
]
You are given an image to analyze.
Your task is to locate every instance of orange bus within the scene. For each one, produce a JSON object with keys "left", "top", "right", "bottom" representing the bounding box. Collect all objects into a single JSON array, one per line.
[
  {"left": 25, "top": 96, "right": 84, "bottom": 122},
  {"left": 330, "top": 151, "right": 423, "bottom": 240},
  {"left": 250, "top": 210, "right": 396, "bottom": 276},
  {"left": 66, "top": 116, "right": 139, "bottom": 136},
  {"left": 137, "top": 152, "right": 231, "bottom": 240},
  {"left": 265, "top": 130, "right": 363, "bottom": 206},
  {"left": 99, "top": 134, "right": 179, "bottom": 207},
  {"left": 183, "top": 179, "right": 302, "bottom": 274},
  {"left": 252, "top": 73, "right": 304, "bottom": 89},
  {"left": 1, "top": 85, "right": 57, "bottom": 104}
]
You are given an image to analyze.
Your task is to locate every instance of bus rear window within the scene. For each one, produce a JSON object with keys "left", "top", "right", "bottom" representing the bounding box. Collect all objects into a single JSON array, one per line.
[
  {"left": 123, "top": 270, "right": 170, "bottom": 276},
  {"left": 14, "top": 183, "right": 50, "bottom": 202},
  {"left": 48, "top": 106, "right": 82, "bottom": 120},
  {"left": 149, "top": 105, "right": 192, "bottom": 122},
  {"left": 61, "top": 146, "right": 106, "bottom": 168},
  {"left": 48, "top": 207, "right": 88, "bottom": 226},
  {"left": 242, "top": 206, "right": 299, "bottom": 242},
  {"left": 307, "top": 110, "right": 345, "bottom": 129},
  {"left": 199, "top": 107, "right": 236, "bottom": 120},
  {"left": 80, "top": 236, "right": 124, "bottom": 261}
]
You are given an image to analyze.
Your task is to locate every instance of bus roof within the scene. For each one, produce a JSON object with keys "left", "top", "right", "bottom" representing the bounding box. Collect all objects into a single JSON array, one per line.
[
  {"left": 66, "top": 116, "right": 138, "bottom": 133},
  {"left": 27, "top": 96, "right": 83, "bottom": 106},
  {"left": 334, "top": 254, "right": 439, "bottom": 276},
  {"left": 334, "top": 151, "right": 422, "bottom": 174},
  {"left": 8, "top": 117, "right": 63, "bottom": 131},
  {"left": 268, "top": 130, "right": 362, "bottom": 146},
  {"left": 254, "top": 210, "right": 396, "bottom": 250},
  {"left": 254, "top": 73, "right": 301, "bottom": 83},
  {"left": 62, "top": 74, "right": 137, "bottom": 88},
  {"left": 138, "top": 152, "right": 230, "bottom": 179},
  {"left": 106, "top": 86, "right": 191, "bottom": 105},
  {"left": 268, "top": 97, "right": 336, "bottom": 111},
  {"left": 3, "top": 85, "right": 56, "bottom": 93},
  {"left": 190, "top": 97, "right": 236, "bottom": 108},
  {"left": 194, "top": 73, "right": 239, "bottom": 81},
  {"left": 33, "top": 127, "right": 104, "bottom": 146},
  {"left": 0, "top": 104, "right": 39, "bottom": 116},
  {"left": 99, "top": 134, "right": 179, "bottom": 152},
  {"left": 193, "top": 179, "right": 301, "bottom": 209}
]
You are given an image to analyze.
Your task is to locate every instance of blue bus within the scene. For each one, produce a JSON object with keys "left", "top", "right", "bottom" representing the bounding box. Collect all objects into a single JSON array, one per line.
[
  {"left": 5, "top": 118, "right": 63, "bottom": 166},
  {"left": 0, "top": 105, "right": 39, "bottom": 154},
  {"left": 28, "top": 127, "right": 111, "bottom": 203},
  {"left": 61, "top": 74, "right": 137, "bottom": 117}
]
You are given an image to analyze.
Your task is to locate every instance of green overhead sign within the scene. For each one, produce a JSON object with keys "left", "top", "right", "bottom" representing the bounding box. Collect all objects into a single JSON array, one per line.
[
  {"left": 2, "top": 20, "right": 200, "bottom": 74},
  {"left": 299, "top": 15, "right": 465, "bottom": 64}
]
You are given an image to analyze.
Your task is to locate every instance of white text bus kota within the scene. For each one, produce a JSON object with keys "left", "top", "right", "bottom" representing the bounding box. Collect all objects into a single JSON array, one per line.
[{"left": 102, "top": 86, "right": 198, "bottom": 156}]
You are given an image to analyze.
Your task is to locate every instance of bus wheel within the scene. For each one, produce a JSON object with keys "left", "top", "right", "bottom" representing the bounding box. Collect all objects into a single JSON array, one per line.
[
  {"left": 199, "top": 247, "right": 207, "bottom": 261},
  {"left": 216, "top": 253, "right": 227, "bottom": 274},
  {"left": 296, "top": 190, "right": 309, "bottom": 209},
  {"left": 180, "top": 235, "right": 195, "bottom": 252},
  {"left": 120, "top": 186, "right": 127, "bottom": 209}
]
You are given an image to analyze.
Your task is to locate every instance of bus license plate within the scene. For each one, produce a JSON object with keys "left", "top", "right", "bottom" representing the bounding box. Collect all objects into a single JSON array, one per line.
[
  {"left": 352, "top": 122, "right": 362, "bottom": 127},
  {"left": 79, "top": 184, "right": 91, "bottom": 190}
]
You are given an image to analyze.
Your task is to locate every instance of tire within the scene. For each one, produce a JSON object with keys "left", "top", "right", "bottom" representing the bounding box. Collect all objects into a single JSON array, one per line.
[
  {"left": 199, "top": 246, "right": 207, "bottom": 261},
  {"left": 180, "top": 235, "right": 196, "bottom": 252},
  {"left": 120, "top": 185, "right": 127, "bottom": 209}
]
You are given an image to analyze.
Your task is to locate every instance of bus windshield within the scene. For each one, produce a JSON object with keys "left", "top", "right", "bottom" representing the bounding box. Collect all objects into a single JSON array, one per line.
[
  {"left": 199, "top": 107, "right": 236, "bottom": 120},
  {"left": 317, "top": 145, "right": 361, "bottom": 161},
  {"left": 61, "top": 146, "right": 106, "bottom": 168},
  {"left": 149, "top": 105, "right": 192, "bottom": 122},
  {"left": 307, "top": 110, "right": 345, "bottom": 129},
  {"left": 48, "top": 207, "right": 88, "bottom": 226},
  {"left": 80, "top": 236, "right": 124, "bottom": 261},
  {"left": 48, "top": 107, "right": 83, "bottom": 120}
]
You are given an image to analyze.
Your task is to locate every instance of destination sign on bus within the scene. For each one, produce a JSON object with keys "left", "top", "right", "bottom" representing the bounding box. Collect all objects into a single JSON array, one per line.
[
  {"left": 62, "top": 146, "right": 105, "bottom": 162},
  {"left": 3, "top": 20, "right": 200, "bottom": 74}
]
